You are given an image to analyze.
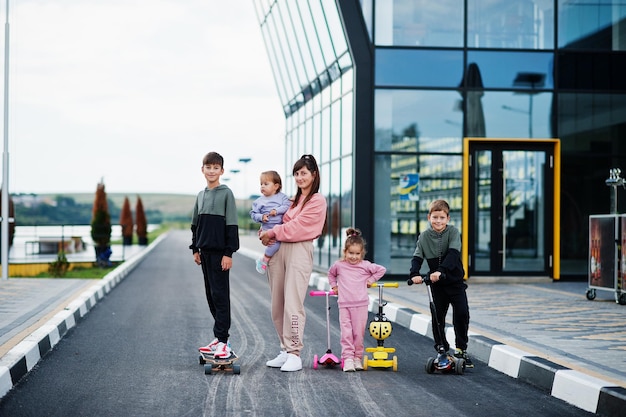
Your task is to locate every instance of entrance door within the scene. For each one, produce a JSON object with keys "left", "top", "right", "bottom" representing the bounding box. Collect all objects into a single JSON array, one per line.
[{"left": 467, "top": 140, "right": 557, "bottom": 276}]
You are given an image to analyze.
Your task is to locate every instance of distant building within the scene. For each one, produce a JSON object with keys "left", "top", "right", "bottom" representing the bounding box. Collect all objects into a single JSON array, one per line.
[{"left": 253, "top": 0, "right": 626, "bottom": 279}]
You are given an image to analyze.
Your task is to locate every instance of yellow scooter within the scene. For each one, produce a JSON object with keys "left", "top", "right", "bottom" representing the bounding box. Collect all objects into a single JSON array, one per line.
[{"left": 363, "top": 282, "right": 399, "bottom": 371}]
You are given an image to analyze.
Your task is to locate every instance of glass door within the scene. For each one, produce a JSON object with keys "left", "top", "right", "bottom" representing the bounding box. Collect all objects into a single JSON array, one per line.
[{"left": 469, "top": 142, "right": 553, "bottom": 276}]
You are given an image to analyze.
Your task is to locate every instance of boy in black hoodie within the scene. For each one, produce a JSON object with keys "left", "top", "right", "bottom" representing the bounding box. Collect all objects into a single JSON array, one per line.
[
  {"left": 190, "top": 152, "right": 240, "bottom": 359},
  {"left": 408, "top": 199, "right": 473, "bottom": 367}
]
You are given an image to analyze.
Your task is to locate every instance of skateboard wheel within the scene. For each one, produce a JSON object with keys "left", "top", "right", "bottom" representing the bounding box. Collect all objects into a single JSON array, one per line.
[
  {"left": 455, "top": 358, "right": 465, "bottom": 375},
  {"left": 313, "top": 354, "right": 318, "bottom": 370},
  {"left": 199, "top": 355, "right": 205, "bottom": 365},
  {"left": 392, "top": 355, "right": 398, "bottom": 372},
  {"left": 362, "top": 356, "right": 368, "bottom": 371},
  {"left": 233, "top": 364, "right": 241, "bottom": 374},
  {"left": 426, "top": 357, "right": 435, "bottom": 374},
  {"left": 204, "top": 364, "right": 212, "bottom": 375}
]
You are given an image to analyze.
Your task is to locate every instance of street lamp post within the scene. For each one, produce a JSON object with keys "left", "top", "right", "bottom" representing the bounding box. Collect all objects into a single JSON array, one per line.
[
  {"left": 2, "top": 0, "right": 10, "bottom": 280},
  {"left": 238, "top": 157, "right": 251, "bottom": 200},
  {"left": 512, "top": 72, "right": 545, "bottom": 139},
  {"left": 230, "top": 169, "right": 240, "bottom": 198}
]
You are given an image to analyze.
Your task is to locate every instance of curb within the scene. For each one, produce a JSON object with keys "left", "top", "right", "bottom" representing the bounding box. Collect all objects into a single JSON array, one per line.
[
  {"left": 0, "top": 234, "right": 166, "bottom": 400},
  {"left": 307, "top": 271, "right": 626, "bottom": 416}
]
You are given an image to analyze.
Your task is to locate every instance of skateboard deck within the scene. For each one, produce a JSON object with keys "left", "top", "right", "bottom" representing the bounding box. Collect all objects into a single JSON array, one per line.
[{"left": 199, "top": 351, "right": 240, "bottom": 375}]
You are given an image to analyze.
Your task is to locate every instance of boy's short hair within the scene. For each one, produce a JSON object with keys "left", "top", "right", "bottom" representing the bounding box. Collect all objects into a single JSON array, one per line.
[
  {"left": 429, "top": 199, "right": 450, "bottom": 215},
  {"left": 203, "top": 152, "right": 224, "bottom": 168}
]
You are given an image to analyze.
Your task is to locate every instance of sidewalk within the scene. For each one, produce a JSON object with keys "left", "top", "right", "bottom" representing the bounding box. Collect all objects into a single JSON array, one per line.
[{"left": 1, "top": 232, "right": 625, "bottom": 415}]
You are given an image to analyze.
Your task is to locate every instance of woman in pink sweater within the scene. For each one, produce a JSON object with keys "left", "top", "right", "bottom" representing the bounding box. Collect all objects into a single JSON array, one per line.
[
  {"left": 259, "top": 154, "right": 327, "bottom": 372},
  {"left": 328, "top": 228, "right": 386, "bottom": 372}
]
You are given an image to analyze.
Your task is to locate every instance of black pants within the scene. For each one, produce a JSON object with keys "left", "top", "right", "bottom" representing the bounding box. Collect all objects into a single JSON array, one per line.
[
  {"left": 431, "top": 283, "right": 470, "bottom": 352},
  {"left": 200, "top": 251, "right": 231, "bottom": 342}
]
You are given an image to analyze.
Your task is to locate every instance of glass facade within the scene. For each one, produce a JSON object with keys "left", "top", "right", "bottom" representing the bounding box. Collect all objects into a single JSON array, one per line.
[{"left": 255, "top": 0, "right": 626, "bottom": 279}]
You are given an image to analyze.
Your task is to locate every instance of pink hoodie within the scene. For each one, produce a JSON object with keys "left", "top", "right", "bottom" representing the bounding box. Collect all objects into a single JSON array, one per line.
[{"left": 267, "top": 193, "right": 327, "bottom": 242}]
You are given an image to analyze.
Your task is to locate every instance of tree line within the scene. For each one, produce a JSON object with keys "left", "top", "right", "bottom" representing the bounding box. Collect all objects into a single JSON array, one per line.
[{"left": 12, "top": 195, "right": 165, "bottom": 226}]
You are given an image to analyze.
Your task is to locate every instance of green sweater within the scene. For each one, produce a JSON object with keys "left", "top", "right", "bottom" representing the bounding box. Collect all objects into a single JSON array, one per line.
[
  {"left": 189, "top": 184, "right": 239, "bottom": 256},
  {"left": 409, "top": 225, "right": 465, "bottom": 284}
]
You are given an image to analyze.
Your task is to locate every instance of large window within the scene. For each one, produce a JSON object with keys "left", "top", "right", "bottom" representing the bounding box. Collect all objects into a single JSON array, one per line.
[
  {"left": 374, "top": 90, "right": 464, "bottom": 152},
  {"left": 559, "top": 0, "right": 626, "bottom": 50},
  {"left": 373, "top": 153, "right": 463, "bottom": 274},
  {"left": 467, "top": 0, "right": 555, "bottom": 49},
  {"left": 376, "top": 49, "right": 464, "bottom": 87},
  {"left": 374, "top": 0, "right": 464, "bottom": 47}
]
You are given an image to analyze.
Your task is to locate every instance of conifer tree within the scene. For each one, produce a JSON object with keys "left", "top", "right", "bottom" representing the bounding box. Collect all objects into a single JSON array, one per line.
[
  {"left": 90, "top": 181, "right": 112, "bottom": 265},
  {"left": 135, "top": 196, "right": 148, "bottom": 245},
  {"left": 119, "top": 196, "right": 133, "bottom": 245}
]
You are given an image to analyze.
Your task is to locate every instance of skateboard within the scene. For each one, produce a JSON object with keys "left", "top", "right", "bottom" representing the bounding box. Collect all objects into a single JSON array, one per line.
[{"left": 199, "top": 351, "right": 240, "bottom": 375}]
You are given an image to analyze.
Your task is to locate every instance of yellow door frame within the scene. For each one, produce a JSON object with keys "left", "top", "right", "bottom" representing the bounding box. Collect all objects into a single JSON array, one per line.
[{"left": 462, "top": 138, "right": 561, "bottom": 279}]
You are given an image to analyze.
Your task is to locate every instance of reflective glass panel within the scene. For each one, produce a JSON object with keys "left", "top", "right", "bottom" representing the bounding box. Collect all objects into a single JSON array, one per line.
[
  {"left": 268, "top": 7, "right": 298, "bottom": 99},
  {"left": 320, "top": 0, "right": 349, "bottom": 58},
  {"left": 373, "top": 153, "right": 463, "bottom": 274},
  {"left": 374, "top": 0, "right": 464, "bottom": 47},
  {"left": 279, "top": 2, "right": 309, "bottom": 89},
  {"left": 374, "top": 90, "right": 463, "bottom": 152},
  {"left": 294, "top": 1, "right": 328, "bottom": 75},
  {"left": 309, "top": 0, "right": 337, "bottom": 67},
  {"left": 466, "top": 51, "right": 554, "bottom": 89},
  {"left": 482, "top": 91, "right": 553, "bottom": 138},
  {"left": 559, "top": 0, "right": 626, "bottom": 50},
  {"left": 284, "top": 1, "right": 316, "bottom": 82},
  {"left": 342, "top": 92, "right": 353, "bottom": 156},
  {"left": 376, "top": 49, "right": 463, "bottom": 87},
  {"left": 468, "top": 0, "right": 555, "bottom": 49}
]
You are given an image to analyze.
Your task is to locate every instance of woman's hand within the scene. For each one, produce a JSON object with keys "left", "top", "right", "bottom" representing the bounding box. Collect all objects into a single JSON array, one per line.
[{"left": 259, "top": 231, "right": 276, "bottom": 246}]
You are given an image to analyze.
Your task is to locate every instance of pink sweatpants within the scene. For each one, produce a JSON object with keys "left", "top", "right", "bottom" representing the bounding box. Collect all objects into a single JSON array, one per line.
[
  {"left": 338, "top": 305, "right": 369, "bottom": 360},
  {"left": 266, "top": 241, "right": 313, "bottom": 356}
]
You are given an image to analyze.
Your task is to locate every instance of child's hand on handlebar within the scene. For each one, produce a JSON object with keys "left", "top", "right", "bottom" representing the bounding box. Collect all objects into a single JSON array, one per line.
[{"left": 409, "top": 275, "right": 424, "bottom": 285}]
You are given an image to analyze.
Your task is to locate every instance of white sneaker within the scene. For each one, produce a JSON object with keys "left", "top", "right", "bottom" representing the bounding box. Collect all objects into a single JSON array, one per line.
[
  {"left": 280, "top": 353, "right": 302, "bottom": 372},
  {"left": 213, "top": 342, "right": 232, "bottom": 359},
  {"left": 198, "top": 338, "right": 219, "bottom": 353},
  {"left": 343, "top": 358, "right": 355, "bottom": 372},
  {"left": 353, "top": 358, "right": 363, "bottom": 371},
  {"left": 266, "top": 351, "right": 289, "bottom": 368}
]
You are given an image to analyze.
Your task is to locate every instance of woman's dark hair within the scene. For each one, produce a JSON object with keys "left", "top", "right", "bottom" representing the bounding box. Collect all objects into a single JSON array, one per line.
[{"left": 292, "top": 154, "right": 320, "bottom": 208}]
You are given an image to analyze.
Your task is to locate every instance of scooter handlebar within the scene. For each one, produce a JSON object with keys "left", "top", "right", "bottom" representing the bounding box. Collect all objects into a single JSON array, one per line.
[
  {"left": 369, "top": 282, "right": 399, "bottom": 288},
  {"left": 309, "top": 290, "right": 337, "bottom": 297},
  {"left": 407, "top": 275, "right": 432, "bottom": 286}
]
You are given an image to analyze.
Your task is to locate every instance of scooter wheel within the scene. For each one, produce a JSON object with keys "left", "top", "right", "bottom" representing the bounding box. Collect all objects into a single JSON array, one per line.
[
  {"left": 455, "top": 358, "right": 465, "bottom": 375},
  {"left": 426, "top": 357, "right": 435, "bottom": 374}
]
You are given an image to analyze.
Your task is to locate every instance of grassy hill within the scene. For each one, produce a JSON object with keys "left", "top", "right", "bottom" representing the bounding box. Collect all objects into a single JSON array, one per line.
[{"left": 42, "top": 192, "right": 197, "bottom": 219}]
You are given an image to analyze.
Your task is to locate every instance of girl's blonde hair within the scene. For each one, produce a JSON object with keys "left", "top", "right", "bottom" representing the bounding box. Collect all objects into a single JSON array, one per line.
[{"left": 343, "top": 227, "right": 367, "bottom": 258}]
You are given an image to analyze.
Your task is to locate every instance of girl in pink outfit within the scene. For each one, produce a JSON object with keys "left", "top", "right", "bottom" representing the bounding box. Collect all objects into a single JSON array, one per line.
[
  {"left": 328, "top": 228, "right": 386, "bottom": 372},
  {"left": 260, "top": 155, "right": 327, "bottom": 372}
]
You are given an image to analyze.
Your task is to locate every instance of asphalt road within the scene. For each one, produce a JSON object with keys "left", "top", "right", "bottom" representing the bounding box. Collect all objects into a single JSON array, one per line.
[{"left": 0, "top": 231, "right": 592, "bottom": 417}]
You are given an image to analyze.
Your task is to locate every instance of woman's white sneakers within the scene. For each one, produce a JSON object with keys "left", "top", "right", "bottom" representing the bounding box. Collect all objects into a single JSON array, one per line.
[{"left": 266, "top": 351, "right": 302, "bottom": 371}]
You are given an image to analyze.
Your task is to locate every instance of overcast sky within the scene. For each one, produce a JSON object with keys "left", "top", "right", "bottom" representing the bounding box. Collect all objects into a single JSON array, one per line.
[{"left": 0, "top": 0, "right": 285, "bottom": 199}]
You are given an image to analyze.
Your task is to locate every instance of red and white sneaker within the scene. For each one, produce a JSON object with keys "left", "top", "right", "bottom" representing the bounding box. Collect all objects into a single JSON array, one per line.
[
  {"left": 198, "top": 338, "right": 219, "bottom": 354},
  {"left": 213, "top": 342, "right": 232, "bottom": 359}
]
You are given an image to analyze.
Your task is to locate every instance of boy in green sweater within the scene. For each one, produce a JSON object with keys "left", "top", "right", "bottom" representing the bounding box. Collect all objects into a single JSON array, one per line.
[
  {"left": 190, "top": 152, "right": 240, "bottom": 359},
  {"left": 408, "top": 199, "right": 473, "bottom": 367}
]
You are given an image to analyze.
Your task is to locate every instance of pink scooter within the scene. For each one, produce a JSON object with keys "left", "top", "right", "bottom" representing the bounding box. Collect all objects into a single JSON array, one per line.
[{"left": 309, "top": 290, "right": 342, "bottom": 370}]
